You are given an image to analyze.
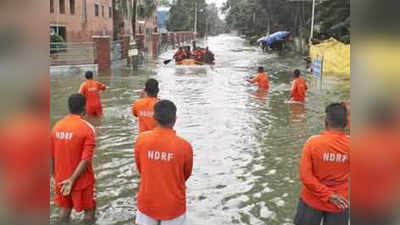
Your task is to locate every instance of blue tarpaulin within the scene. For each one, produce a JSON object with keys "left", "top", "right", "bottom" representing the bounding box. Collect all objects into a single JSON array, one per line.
[{"left": 263, "top": 31, "right": 291, "bottom": 45}]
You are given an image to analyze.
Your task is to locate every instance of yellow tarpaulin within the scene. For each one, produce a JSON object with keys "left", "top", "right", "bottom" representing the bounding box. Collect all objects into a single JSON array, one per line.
[{"left": 310, "top": 38, "right": 350, "bottom": 77}]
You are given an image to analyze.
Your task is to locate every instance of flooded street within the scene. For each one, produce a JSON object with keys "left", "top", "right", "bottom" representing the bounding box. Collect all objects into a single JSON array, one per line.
[{"left": 51, "top": 34, "right": 349, "bottom": 225}]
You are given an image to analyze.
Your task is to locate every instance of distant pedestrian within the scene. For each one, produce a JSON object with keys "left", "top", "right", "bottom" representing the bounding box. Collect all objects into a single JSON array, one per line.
[
  {"left": 289, "top": 69, "right": 308, "bottom": 103},
  {"left": 247, "top": 66, "right": 270, "bottom": 89},
  {"left": 132, "top": 79, "right": 160, "bottom": 133},
  {"left": 202, "top": 47, "right": 215, "bottom": 64},
  {"left": 134, "top": 100, "right": 193, "bottom": 225},
  {"left": 79, "top": 71, "right": 107, "bottom": 117},
  {"left": 294, "top": 103, "right": 349, "bottom": 225}
]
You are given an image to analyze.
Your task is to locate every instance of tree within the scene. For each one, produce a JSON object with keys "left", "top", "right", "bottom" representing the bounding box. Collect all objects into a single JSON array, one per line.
[
  {"left": 205, "top": 4, "right": 225, "bottom": 36},
  {"left": 166, "top": 0, "right": 214, "bottom": 37},
  {"left": 222, "top": 0, "right": 349, "bottom": 43},
  {"left": 138, "top": 0, "right": 157, "bottom": 19}
]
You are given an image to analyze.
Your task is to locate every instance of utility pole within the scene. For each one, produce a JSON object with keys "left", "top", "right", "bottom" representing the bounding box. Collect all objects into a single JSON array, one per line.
[
  {"left": 194, "top": 1, "right": 198, "bottom": 35},
  {"left": 132, "top": 0, "right": 137, "bottom": 39},
  {"left": 309, "top": 0, "right": 316, "bottom": 44}
]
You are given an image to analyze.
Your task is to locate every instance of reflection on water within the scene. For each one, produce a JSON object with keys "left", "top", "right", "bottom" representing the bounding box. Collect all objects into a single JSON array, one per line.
[{"left": 50, "top": 34, "right": 349, "bottom": 225}]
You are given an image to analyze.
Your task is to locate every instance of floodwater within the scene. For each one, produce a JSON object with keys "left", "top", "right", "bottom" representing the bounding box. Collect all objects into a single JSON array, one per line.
[{"left": 50, "top": 34, "right": 349, "bottom": 225}]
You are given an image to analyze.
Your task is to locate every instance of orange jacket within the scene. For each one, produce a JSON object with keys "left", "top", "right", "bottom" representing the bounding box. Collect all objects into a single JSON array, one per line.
[
  {"left": 299, "top": 130, "right": 349, "bottom": 212},
  {"left": 251, "top": 72, "right": 269, "bottom": 89},
  {"left": 351, "top": 128, "right": 400, "bottom": 215},
  {"left": 291, "top": 77, "right": 308, "bottom": 102},
  {"left": 132, "top": 97, "right": 159, "bottom": 133},
  {"left": 79, "top": 80, "right": 106, "bottom": 112},
  {"left": 50, "top": 114, "right": 96, "bottom": 190},
  {"left": 135, "top": 127, "right": 193, "bottom": 220},
  {"left": 174, "top": 49, "right": 184, "bottom": 61}
]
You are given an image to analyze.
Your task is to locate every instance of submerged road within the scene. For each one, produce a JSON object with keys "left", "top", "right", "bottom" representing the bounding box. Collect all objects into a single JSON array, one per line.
[{"left": 50, "top": 34, "right": 349, "bottom": 225}]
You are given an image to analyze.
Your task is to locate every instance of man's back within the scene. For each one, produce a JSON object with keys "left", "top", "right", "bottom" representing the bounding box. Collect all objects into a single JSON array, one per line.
[
  {"left": 132, "top": 97, "right": 159, "bottom": 133},
  {"left": 253, "top": 72, "right": 269, "bottom": 89},
  {"left": 51, "top": 115, "right": 96, "bottom": 190},
  {"left": 79, "top": 80, "right": 106, "bottom": 108},
  {"left": 291, "top": 77, "right": 308, "bottom": 102},
  {"left": 300, "top": 130, "right": 349, "bottom": 212},
  {"left": 135, "top": 127, "right": 193, "bottom": 220}
]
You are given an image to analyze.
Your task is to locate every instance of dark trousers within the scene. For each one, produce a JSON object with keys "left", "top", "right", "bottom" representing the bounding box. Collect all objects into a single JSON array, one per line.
[{"left": 294, "top": 199, "right": 349, "bottom": 225}]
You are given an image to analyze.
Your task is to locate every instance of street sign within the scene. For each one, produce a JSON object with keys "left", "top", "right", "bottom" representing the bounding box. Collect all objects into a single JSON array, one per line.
[
  {"left": 129, "top": 48, "right": 138, "bottom": 57},
  {"left": 312, "top": 58, "right": 323, "bottom": 78}
]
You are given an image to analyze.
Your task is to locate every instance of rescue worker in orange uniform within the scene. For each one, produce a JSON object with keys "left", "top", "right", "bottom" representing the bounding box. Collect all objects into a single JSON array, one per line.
[
  {"left": 294, "top": 103, "right": 349, "bottom": 225},
  {"left": 50, "top": 94, "right": 97, "bottom": 224},
  {"left": 132, "top": 79, "right": 160, "bottom": 133},
  {"left": 134, "top": 100, "right": 193, "bottom": 225},
  {"left": 173, "top": 47, "right": 186, "bottom": 63},
  {"left": 247, "top": 66, "right": 270, "bottom": 89},
  {"left": 193, "top": 48, "right": 205, "bottom": 62},
  {"left": 79, "top": 71, "right": 107, "bottom": 117},
  {"left": 289, "top": 69, "right": 308, "bottom": 103},
  {"left": 351, "top": 102, "right": 400, "bottom": 225}
]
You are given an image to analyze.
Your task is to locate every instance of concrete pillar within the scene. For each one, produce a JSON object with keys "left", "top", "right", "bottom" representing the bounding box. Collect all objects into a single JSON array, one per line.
[
  {"left": 180, "top": 33, "right": 184, "bottom": 45},
  {"left": 175, "top": 33, "right": 180, "bottom": 47},
  {"left": 136, "top": 34, "right": 145, "bottom": 51},
  {"left": 170, "top": 33, "right": 175, "bottom": 49},
  {"left": 120, "top": 35, "right": 130, "bottom": 58},
  {"left": 151, "top": 33, "right": 159, "bottom": 56},
  {"left": 92, "top": 35, "right": 111, "bottom": 72},
  {"left": 119, "top": 35, "right": 131, "bottom": 65}
]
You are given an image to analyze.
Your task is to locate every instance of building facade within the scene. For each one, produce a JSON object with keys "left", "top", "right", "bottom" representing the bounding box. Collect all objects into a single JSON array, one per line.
[{"left": 50, "top": 0, "right": 113, "bottom": 42}]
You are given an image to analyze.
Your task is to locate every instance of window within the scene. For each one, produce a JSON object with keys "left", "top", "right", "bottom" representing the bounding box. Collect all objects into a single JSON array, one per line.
[
  {"left": 109, "top": 6, "right": 112, "bottom": 18},
  {"left": 102, "top": 5, "right": 105, "bottom": 18},
  {"left": 50, "top": 0, "right": 54, "bottom": 13},
  {"left": 95, "top": 4, "right": 99, "bottom": 17},
  {"left": 59, "top": 0, "right": 65, "bottom": 14},
  {"left": 69, "top": 0, "right": 75, "bottom": 14}
]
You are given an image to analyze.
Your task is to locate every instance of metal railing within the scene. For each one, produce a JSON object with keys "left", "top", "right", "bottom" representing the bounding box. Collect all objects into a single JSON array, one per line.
[{"left": 50, "top": 42, "right": 96, "bottom": 66}]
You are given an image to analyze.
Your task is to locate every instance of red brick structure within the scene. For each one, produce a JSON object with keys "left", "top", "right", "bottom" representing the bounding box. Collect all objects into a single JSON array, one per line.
[
  {"left": 93, "top": 36, "right": 111, "bottom": 72},
  {"left": 136, "top": 34, "right": 145, "bottom": 51},
  {"left": 50, "top": 0, "right": 113, "bottom": 42},
  {"left": 151, "top": 33, "right": 160, "bottom": 56}
]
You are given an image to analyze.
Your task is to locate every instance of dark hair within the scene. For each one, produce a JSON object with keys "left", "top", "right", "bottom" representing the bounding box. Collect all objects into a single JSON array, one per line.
[
  {"left": 68, "top": 93, "right": 86, "bottom": 114},
  {"left": 85, "top": 71, "right": 93, "bottom": 79},
  {"left": 294, "top": 69, "right": 301, "bottom": 78},
  {"left": 258, "top": 67, "right": 264, "bottom": 73},
  {"left": 325, "top": 103, "right": 348, "bottom": 129},
  {"left": 154, "top": 100, "right": 177, "bottom": 126},
  {"left": 145, "top": 79, "right": 159, "bottom": 97}
]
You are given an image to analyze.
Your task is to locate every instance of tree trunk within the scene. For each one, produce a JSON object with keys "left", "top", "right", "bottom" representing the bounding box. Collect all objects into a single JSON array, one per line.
[{"left": 132, "top": 0, "right": 137, "bottom": 39}]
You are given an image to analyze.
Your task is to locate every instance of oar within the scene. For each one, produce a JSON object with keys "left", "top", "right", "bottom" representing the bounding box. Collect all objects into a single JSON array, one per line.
[{"left": 163, "top": 59, "right": 173, "bottom": 65}]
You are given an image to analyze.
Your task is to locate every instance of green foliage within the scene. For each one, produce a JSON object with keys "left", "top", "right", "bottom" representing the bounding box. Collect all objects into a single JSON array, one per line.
[
  {"left": 166, "top": 0, "right": 223, "bottom": 37},
  {"left": 50, "top": 34, "right": 65, "bottom": 55},
  {"left": 138, "top": 0, "right": 157, "bottom": 18},
  {"left": 158, "top": 0, "right": 170, "bottom": 7},
  {"left": 223, "top": 0, "right": 350, "bottom": 43},
  {"left": 316, "top": 0, "right": 350, "bottom": 43},
  {"left": 205, "top": 4, "right": 225, "bottom": 36},
  {"left": 114, "top": 0, "right": 129, "bottom": 17}
]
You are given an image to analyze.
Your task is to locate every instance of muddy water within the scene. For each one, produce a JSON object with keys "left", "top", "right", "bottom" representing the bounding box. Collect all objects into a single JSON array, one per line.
[{"left": 50, "top": 34, "right": 349, "bottom": 225}]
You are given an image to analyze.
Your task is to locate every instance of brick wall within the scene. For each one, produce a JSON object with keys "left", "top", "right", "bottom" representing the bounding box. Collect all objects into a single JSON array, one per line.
[{"left": 50, "top": 0, "right": 113, "bottom": 42}]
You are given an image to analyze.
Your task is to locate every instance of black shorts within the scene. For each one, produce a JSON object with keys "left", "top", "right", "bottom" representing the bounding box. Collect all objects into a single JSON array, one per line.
[
  {"left": 294, "top": 199, "right": 349, "bottom": 225},
  {"left": 351, "top": 210, "right": 397, "bottom": 225}
]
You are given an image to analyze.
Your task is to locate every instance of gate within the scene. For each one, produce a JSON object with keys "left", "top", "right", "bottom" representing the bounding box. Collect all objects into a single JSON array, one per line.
[{"left": 50, "top": 42, "right": 96, "bottom": 66}]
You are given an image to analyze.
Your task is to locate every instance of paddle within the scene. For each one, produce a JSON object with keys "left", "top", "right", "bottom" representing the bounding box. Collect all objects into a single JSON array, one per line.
[{"left": 163, "top": 59, "right": 173, "bottom": 65}]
